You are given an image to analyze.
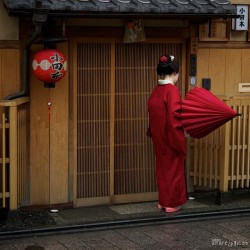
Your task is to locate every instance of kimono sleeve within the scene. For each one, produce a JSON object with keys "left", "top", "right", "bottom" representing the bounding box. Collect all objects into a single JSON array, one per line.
[{"left": 165, "top": 86, "right": 186, "bottom": 157}]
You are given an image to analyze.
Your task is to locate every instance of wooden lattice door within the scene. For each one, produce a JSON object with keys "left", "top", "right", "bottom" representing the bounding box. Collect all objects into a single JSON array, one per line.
[{"left": 76, "top": 40, "right": 183, "bottom": 206}]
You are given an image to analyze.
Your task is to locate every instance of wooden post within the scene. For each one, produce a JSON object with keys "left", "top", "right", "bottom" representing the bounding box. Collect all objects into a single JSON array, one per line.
[
  {"left": 2, "top": 113, "right": 6, "bottom": 207},
  {"left": 9, "top": 105, "right": 18, "bottom": 210},
  {"left": 109, "top": 43, "right": 115, "bottom": 202},
  {"left": 220, "top": 120, "right": 230, "bottom": 192},
  {"left": 186, "top": 137, "right": 194, "bottom": 195}
]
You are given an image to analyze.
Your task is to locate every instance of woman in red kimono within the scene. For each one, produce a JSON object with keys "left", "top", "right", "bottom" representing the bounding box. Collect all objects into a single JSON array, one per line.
[{"left": 147, "top": 54, "right": 187, "bottom": 213}]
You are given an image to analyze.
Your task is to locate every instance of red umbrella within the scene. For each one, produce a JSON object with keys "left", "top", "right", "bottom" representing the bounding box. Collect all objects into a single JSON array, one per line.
[{"left": 181, "top": 87, "right": 240, "bottom": 139}]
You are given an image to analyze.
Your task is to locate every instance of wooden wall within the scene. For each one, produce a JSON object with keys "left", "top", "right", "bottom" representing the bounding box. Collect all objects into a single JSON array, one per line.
[
  {"left": 197, "top": 47, "right": 250, "bottom": 96},
  {"left": 29, "top": 42, "right": 69, "bottom": 205},
  {"left": 0, "top": 48, "right": 20, "bottom": 99}
]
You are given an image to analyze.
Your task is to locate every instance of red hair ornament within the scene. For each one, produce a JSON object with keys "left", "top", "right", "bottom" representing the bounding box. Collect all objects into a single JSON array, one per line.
[
  {"left": 159, "top": 55, "right": 168, "bottom": 63},
  {"left": 159, "top": 54, "right": 175, "bottom": 63}
]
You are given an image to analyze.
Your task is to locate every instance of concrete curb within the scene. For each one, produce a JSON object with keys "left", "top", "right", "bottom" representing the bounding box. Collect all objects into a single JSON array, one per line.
[{"left": 1, "top": 207, "right": 250, "bottom": 240}]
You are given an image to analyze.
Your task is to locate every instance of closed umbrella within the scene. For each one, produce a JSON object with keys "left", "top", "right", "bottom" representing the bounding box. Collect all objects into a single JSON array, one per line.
[{"left": 181, "top": 87, "right": 240, "bottom": 139}]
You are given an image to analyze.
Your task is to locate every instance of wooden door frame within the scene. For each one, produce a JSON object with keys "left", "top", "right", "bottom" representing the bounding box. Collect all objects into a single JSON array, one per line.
[{"left": 69, "top": 37, "right": 187, "bottom": 207}]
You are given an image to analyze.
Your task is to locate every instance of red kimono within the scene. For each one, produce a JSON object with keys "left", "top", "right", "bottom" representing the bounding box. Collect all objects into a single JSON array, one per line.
[{"left": 147, "top": 83, "right": 187, "bottom": 208}]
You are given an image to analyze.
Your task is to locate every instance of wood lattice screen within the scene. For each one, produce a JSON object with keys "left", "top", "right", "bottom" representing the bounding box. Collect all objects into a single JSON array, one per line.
[
  {"left": 76, "top": 41, "right": 182, "bottom": 204},
  {"left": 187, "top": 98, "right": 250, "bottom": 192},
  {"left": 0, "top": 98, "right": 29, "bottom": 209},
  {"left": 228, "top": 101, "right": 250, "bottom": 189},
  {"left": 77, "top": 43, "right": 111, "bottom": 198}
]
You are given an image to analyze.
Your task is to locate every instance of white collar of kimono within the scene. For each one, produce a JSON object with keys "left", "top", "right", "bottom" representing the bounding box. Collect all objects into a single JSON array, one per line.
[{"left": 158, "top": 79, "right": 174, "bottom": 85}]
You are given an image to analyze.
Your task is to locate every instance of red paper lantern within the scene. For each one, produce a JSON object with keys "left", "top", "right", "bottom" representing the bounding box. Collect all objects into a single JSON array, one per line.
[{"left": 32, "top": 49, "right": 67, "bottom": 84}]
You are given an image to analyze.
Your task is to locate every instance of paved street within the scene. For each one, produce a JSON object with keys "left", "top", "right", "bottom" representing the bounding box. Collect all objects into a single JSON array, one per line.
[{"left": 1, "top": 214, "right": 250, "bottom": 250}]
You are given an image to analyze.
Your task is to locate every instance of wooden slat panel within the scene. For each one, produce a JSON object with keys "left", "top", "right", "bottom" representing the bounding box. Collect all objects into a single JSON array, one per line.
[
  {"left": 229, "top": 106, "right": 237, "bottom": 189},
  {"left": 17, "top": 105, "right": 28, "bottom": 205},
  {"left": 189, "top": 128, "right": 221, "bottom": 189},
  {"left": 77, "top": 43, "right": 111, "bottom": 198},
  {"left": 230, "top": 102, "right": 242, "bottom": 188},
  {"left": 228, "top": 101, "right": 250, "bottom": 189},
  {"left": 214, "top": 128, "right": 221, "bottom": 188},
  {"left": 189, "top": 98, "right": 250, "bottom": 191},
  {"left": 9, "top": 105, "right": 18, "bottom": 209},
  {"left": 241, "top": 105, "right": 247, "bottom": 188},
  {"left": 237, "top": 106, "right": 241, "bottom": 188},
  {"left": 76, "top": 41, "right": 184, "bottom": 204},
  {"left": 114, "top": 43, "right": 182, "bottom": 195},
  {"left": 0, "top": 99, "right": 29, "bottom": 209}
]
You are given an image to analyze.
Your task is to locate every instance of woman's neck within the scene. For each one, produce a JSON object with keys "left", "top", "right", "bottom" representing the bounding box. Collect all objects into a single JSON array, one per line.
[
  {"left": 163, "top": 75, "right": 175, "bottom": 84},
  {"left": 158, "top": 76, "right": 175, "bottom": 85}
]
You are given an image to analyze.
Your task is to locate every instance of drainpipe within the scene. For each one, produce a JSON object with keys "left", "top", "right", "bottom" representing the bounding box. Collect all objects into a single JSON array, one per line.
[{"left": 5, "top": 13, "right": 47, "bottom": 100}]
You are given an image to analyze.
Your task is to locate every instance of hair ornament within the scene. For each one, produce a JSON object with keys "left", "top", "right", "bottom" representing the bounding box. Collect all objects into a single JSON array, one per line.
[
  {"left": 159, "top": 54, "right": 175, "bottom": 64},
  {"left": 159, "top": 55, "right": 168, "bottom": 63},
  {"left": 157, "top": 54, "right": 179, "bottom": 76}
]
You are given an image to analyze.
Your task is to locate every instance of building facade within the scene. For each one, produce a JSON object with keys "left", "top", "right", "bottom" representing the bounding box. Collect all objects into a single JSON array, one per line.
[{"left": 0, "top": 0, "right": 249, "bottom": 209}]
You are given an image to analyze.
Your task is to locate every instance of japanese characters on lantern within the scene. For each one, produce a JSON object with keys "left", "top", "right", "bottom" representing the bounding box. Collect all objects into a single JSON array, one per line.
[{"left": 32, "top": 49, "right": 67, "bottom": 86}]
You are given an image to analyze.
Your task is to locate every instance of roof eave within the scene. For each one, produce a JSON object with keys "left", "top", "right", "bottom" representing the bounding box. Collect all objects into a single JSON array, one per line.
[{"left": 5, "top": 9, "right": 239, "bottom": 20}]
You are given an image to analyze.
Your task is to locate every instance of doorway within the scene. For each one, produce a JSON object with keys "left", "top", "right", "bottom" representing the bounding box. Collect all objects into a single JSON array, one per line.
[{"left": 74, "top": 39, "right": 185, "bottom": 206}]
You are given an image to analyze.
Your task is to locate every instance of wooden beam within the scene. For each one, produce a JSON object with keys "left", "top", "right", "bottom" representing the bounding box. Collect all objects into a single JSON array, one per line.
[
  {"left": 9, "top": 106, "right": 18, "bottom": 210},
  {"left": 0, "top": 97, "right": 29, "bottom": 107}
]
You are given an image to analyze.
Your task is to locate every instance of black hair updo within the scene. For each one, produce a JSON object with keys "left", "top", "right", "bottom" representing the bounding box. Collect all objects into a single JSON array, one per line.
[{"left": 156, "top": 54, "right": 179, "bottom": 76}]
